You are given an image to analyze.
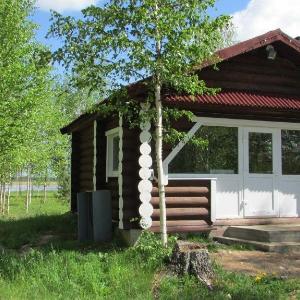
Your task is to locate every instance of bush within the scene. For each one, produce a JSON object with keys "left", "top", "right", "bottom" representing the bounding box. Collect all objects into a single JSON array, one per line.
[{"left": 131, "top": 231, "right": 177, "bottom": 269}]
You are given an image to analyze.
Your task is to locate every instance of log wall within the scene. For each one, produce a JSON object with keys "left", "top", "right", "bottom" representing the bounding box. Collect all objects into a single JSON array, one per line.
[
  {"left": 150, "top": 180, "right": 212, "bottom": 232},
  {"left": 201, "top": 48, "right": 300, "bottom": 96},
  {"left": 70, "top": 123, "right": 94, "bottom": 212}
]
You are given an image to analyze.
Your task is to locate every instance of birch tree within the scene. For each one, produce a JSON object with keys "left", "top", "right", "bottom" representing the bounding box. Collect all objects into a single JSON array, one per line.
[{"left": 49, "top": 0, "right": 230, "bottom": 245}]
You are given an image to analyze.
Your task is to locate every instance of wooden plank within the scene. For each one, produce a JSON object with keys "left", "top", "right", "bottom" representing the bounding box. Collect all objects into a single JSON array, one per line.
[
  {"left": 152, "top": 207, "right": 209, "bottom": 218},
  {"left": 152, "top": 186, "right": 209, "bottom": 196},
  {"left": 151, "top": 196, "right": 209, "bottom": 207},
  {"left": 151, "top": 225, "right": 214, "bottom": 233},
  {"left": 152, "top": 220, "right": 210, "bottom": 227}
]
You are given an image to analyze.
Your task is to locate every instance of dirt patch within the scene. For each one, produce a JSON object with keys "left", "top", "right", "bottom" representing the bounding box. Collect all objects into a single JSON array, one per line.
[
  {"left": 211, "top": 250, "right": 300, "bottom": 278},
  {"left": 19, "top": 232, "right": 59, "bottom": 255},
  {"left": 36, "top": 233, "right": 57, "bottom": 246}
]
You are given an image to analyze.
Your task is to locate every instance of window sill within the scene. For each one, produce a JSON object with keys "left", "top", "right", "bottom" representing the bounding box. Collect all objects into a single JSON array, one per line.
[{"left": 107, "top": 172, "right": 119, "bottom": 178}]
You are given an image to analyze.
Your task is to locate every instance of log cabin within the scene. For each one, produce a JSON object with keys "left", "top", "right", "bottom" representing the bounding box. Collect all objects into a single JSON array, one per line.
[{"left": 62, "top": 29, "right": 300, "bottom": 239}]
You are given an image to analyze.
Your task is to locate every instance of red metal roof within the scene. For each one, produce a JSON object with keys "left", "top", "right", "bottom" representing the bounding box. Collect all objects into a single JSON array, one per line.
[
  {"left": 165, "top": 91, "right": 300, "bottom": 111},
  {"left": 201, "top": 29, "right": 300, "bottom": 69},
  {"left": 218, "top": 29, "right": 300, "bottom": 60}
]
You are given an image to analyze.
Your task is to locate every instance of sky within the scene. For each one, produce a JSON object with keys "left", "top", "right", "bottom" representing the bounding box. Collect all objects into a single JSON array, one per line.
[{"left": 32, "top": 0, "right": 300, "bottom": 58}]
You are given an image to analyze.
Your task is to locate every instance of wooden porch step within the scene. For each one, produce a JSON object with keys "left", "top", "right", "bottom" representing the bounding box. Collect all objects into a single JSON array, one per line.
[
  {"left": 214, "top": 236, "right": 300, "bottom": 253},
  {"left": 224, "top": 225, "right": 300, "bottom": 243}
]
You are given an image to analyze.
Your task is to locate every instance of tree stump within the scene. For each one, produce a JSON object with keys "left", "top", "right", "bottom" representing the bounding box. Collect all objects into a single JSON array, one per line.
[{"left": 170, "top": 240, "right": 214, "bottom": 290}]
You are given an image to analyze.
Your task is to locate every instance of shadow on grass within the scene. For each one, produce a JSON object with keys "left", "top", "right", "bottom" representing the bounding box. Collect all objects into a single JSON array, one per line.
[{"left": 0, "top": 213, "right": 123, "bottom": 253}]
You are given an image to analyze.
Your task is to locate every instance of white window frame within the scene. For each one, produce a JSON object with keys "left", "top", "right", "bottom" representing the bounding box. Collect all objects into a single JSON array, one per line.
[{"left": 105, "top": 127, "right": 120, "bottom": 180}]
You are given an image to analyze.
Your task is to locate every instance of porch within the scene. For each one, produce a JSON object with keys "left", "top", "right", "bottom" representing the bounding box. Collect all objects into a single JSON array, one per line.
[{"left": 158, "top": 117, "right": 300, "bottom": 228}]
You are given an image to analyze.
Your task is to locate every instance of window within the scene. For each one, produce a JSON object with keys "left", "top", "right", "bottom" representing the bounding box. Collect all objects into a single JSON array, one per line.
[
  {"left": 282, "top": 130, "right": 300, "bottom": 175},
  {"left": 169, "top": 126, "right": 238, "bottom": 174},
  {"left": 249, "top": 132, "right": 273, "bottom": 174},
  {"left": 106, "top": 129, "right": 120, "bottom": 178}
]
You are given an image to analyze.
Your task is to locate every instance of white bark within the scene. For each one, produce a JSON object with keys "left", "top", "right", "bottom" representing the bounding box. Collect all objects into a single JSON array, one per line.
[
  {"left": 26, "top": 167, "right": 30, "bottom": 213},
  {"left": 0, "top": 184, "right": 3, "bottom": 214},
  {"left": 43, "top": 172, "right": 47, "bottom": 203},
  {"left": 2, "top": 184, "right": 6, "bottom": 214},
  {"left": 6, "top": 185, "right": 10, "bottom": 215},
  {"left": 29, "top": 172, "right": 32, "bottom": 204},
  {"left": 155, "top": 82, "right": 167, "bottom": 246},
  {"left": 154, "top": 1, "right": 167, "bottom": 246},
  {"left": 43, "top": 183, "right": 47, "bottom": 203},
  {"left": 18, "top": 169, "right": 23, "bottom": 198}
]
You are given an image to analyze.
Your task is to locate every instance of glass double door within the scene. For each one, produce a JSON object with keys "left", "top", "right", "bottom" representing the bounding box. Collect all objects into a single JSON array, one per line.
[{"left": 243, "top": 128, "right": 279, "bottom": 217}]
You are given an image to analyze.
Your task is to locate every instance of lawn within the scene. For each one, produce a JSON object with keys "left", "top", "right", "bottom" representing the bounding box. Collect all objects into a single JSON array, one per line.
[{"left": 0, "top": 194, "right": 299, "bottom": 300}]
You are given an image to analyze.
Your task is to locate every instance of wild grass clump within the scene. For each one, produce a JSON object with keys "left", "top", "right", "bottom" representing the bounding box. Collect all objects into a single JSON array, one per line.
[{"left": 130, "top": 231, "right": 177, "bottom": 269}]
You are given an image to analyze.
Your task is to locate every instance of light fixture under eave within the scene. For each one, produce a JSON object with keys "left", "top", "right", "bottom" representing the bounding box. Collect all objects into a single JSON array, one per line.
[{"left": 266, "top": 45, "right": 277, "bottom": 60}]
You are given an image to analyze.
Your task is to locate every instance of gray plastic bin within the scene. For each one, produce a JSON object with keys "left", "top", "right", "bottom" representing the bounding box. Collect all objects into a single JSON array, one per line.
[
  {"left": 77, "top": 192, "right": 93, "bottom": 242},
  {"left": 92, "top": 190, "right": 112, "bottom": 242},
  {"left": 77, "top": 190, "right": 112, "bottom": 243}
]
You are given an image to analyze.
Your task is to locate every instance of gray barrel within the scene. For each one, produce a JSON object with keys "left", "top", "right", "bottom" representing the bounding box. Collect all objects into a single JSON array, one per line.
[
  {"left": 92, "top": 190, "right": 112, "bottom": 242},
  {"left": 77, "top": 192, "right": 93, "bottom": 242}
]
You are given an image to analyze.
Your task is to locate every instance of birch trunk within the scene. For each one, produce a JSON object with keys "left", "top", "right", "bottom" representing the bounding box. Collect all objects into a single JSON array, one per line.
[
  {"left": 154, "top": 1, "right": 167, "bottom": 246},
  {"left": 19, "top": 169, "right": 22, "bottom": 198},
  {"left": 155, "top": 82, "right": 167, "bottom": 246},
  {"left": 43, "top": 184, "right": 47, "bottom": 203},
  {"left": 29, "top": 172, "right": 32, "bottom": 204},
  {"left": 6, "top": 185, "right": 10, "bottom": 215},
  {"left": 43, "top": 173, "right": 47, "bottom": 203},
  {"left": 0, "top": 184, "right": 3, "bottom": 214},
  {"left": 2, "top": 184, "right": 6, "bottom": 214},
  {"left": 26, "top": 167, "right": 30, "bottom": 213}
]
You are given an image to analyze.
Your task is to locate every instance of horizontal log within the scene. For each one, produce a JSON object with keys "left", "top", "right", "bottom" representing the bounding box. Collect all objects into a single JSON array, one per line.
[
  {"left": 151, "top": 196, "right": 209, "bottom": 207},
  {"left": 80, "top": 156, "right": 94, "bottom": 164},
  {"left": 78, "top": 170, "right": 93, "bottom": 177},
  {"left": 205, "top": 79, "right": 300, "bottom": 95},
  {"left": 230, "top": 54, "right": 298, "bottom": 69},
  {"left": 150, "top": 225, "right": 214, "bottom": 233},
  {"left": 79, "top": 146, "right": 94, "bottom": 155},
  {"left": 202, "top": 68, "right": 300, "bottom": 88},
  {"left": 152, "top": 186, "right": 209, "bottom": 196},
  {"left": 218, "top": 61, "right": 300, "bottom": 80},
  {"left": 152, "top": 207, "right": 209, "bottom": 218},
  {"left": 78, "top": 177, "right": 93, "bottom": 184},
  {"left": 79, "top": 134, "right": 94, "bottom": 144},
  {"left": 151, "top": 220, "right": 210, "bottom": 227}
]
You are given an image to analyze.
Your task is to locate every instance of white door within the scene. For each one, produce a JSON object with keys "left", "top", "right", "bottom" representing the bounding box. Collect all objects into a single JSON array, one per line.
[{"left": 243, "top": 128, "right": 279, "bottom": 217}]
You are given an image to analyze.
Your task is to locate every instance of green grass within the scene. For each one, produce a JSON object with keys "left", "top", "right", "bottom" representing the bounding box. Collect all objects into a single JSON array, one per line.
[{"left": 0, "top": 195, "right": 299, "bottom": 299}]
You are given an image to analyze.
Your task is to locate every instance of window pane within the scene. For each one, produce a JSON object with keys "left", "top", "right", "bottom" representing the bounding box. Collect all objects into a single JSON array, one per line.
[
  {"left": 112, "top": 136, "right": 120, "bottom": 171},
  {"left": 169, "top": 126, "right": 238, "bottom": 174},
  {"left": 282, "top": 130, "right": 300, "bottom": 175},
  {"left": 249, "top": 132, "right": 273, "bottom": 174}
]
